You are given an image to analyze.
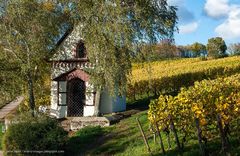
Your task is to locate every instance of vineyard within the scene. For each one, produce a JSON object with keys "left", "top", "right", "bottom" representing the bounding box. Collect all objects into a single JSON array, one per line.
[
  {"left": 148, "top": 74, "right": 240, "bottom": 155},
  {"left": 128, "top": 56, "right": 240, "bottom": 100}
]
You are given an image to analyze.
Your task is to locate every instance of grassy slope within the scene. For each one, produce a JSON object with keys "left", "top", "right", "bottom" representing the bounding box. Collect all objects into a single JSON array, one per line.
[{"left": 68, "top": 111, "right": 240, "bottom": 156}]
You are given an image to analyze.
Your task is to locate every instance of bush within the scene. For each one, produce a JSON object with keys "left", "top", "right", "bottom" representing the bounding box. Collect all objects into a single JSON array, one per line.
[{"left": 2, "top": 113, "right": 67, "bottom": 156}]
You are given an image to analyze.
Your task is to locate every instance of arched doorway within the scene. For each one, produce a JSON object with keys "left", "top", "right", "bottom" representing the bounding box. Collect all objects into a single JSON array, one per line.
[{"left": 67, "top": 78, "right": 86, "bottom": 117}]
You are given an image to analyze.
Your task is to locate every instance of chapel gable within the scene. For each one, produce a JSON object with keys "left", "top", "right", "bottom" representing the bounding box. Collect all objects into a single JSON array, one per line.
[{"left": 50, "top": 25, "right": 88, "bottom": 61}]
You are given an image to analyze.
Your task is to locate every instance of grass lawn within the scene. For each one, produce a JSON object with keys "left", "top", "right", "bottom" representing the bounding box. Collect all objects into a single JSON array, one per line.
[{"left": 66, "top": 111, "right": 240, "bottom": 156}]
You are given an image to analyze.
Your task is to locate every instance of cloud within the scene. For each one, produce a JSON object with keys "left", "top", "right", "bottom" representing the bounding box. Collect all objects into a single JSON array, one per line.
[
  {"left": 204, "top": 0, "right": 230, "bottom": 18},
  {"left": 204, "top": 0, "right": 240, "bottom": 39},
  {"left": 168, "top": 0, "right": 195, "bottom": 24},
  {"left": 215, "top": 7, "right": 240, "bottom": 39},
  {"left": 168, "top": 0, "right": 198, "bottom": 35},
  {"left": 178, "top": 7, "right": 195, "bottom": 24},
  {"left": 179, "top": 22, "right": 199, "bottom": 34}
]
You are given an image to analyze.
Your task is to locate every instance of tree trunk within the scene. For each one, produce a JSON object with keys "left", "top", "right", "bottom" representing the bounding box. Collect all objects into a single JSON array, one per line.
[
  {"left": 27, "top": 72, "right": 35, "bottom": 117},
  {"left": 133, "top": 87, "right": 136, "bottom": 101},
  {"left": 169, "top": 115, "right": 181, "bottom": 151},
  {"left": 216, "top": 114, "right": 229, "bottom": 154},
  {"left": 154, "top": 86, "right": 157, "bottom": 97},
  {"left": 94, "top": 90, "right": 101, "bottom": 116},
  {"left": 195, "top": 118, "right": 207, "bottom": 156}
]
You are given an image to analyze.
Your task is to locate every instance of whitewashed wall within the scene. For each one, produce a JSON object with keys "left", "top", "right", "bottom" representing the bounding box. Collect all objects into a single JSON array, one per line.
[
  {"left": 112, "top": 96, "right": 126, "bottom": 112},
  {"left": 50, "top": 25, "right": 126, "bottom": 118},
  {"left": 99, "top": 89, "right": 113, "bottom": 114},
  {"left": 50, "top": 77, "right": 95, "bottom": 118},
  {"left": 50, "top": 81, "right": 67, "bottom": 118},
  {"left": 99, "top": 89, "right": 126, "bottom": 114},
  {"left": 51, "top": 25, "right": 83, "bottom": 61},
  {"left": 83, "top": 106, "right": 95, "bottom": 116}
]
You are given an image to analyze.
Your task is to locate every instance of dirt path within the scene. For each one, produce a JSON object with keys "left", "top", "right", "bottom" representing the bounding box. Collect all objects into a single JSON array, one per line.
[{"left": 0, "top": 96, "right": 24, "bottom": 120}]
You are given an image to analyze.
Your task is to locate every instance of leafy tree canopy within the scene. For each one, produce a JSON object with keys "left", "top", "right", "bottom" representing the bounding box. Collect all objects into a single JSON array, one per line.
[
  {"left": 0, "top": 0, "right": 72, "bottom": 114},
  {"left": 0, "top": 0, "right": 178, "bottom": 112},
  {"left": 189, "top": 42, "right": 206, "bottom": 57},
  {"left": 206, "top": 37, "right": 227, "bottom": 58},
  {"left": 228, "top": 43, "right": 240, "bottom": 56},
  {"left": 61, "top": 0, "right": 178, "bottom": 94}
]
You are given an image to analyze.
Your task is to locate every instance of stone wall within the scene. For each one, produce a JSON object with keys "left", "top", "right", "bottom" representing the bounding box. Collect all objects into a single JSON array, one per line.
[{"left": 69, "top": 117, "right": 110, "bottom": 131}]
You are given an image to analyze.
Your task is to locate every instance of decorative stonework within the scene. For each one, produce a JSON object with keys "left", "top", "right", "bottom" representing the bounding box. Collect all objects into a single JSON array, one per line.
[
  {"left": 51, "top": 25, "right": 83, "bottom": 61},
  {"left": 53, "top": 68, "right": 90, "bottom": 82},
  {"left": 52, "top": 61, "right": 91, "bottom": 68},
  {"left": 70, "top": 117, "right": 110, "bottom": 131}
]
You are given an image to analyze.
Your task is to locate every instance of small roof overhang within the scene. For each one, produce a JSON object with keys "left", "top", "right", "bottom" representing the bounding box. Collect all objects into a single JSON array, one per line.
[{"left": 53, "top": 68, "right": 90, "bottom": 82}]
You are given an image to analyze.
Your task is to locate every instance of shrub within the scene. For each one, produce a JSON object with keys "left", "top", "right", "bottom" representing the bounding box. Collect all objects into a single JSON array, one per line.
[{"left": 2, "top": 113, "right": 67, "bottom": 156}]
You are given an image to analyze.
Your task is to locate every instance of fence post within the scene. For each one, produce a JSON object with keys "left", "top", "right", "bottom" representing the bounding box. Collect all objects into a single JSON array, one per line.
[
  {"left": 155, "top": 122, "right": 166, "bottom": 155},
  {"left": 136, "top": 117, "right": 152, "bottom": 155}
]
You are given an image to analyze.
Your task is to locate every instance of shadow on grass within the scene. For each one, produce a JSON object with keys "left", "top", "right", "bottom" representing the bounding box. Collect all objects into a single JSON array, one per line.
[
  {"left": 89, "top": 112, "right": 150, "bottom": 155},
  {"left": 127, "top": 95, "right": 157, "bottom": 111},
  {"left": 127, "top": 90, "right": 179, "bottom": 112},
  {"left": 65, "top": 126, "right": 104, "bottom": 156}
]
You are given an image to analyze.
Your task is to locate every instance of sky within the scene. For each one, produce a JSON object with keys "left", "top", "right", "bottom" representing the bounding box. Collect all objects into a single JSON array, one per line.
[{"left": 168, "top": 0, "right": 240, "bottom": 46}]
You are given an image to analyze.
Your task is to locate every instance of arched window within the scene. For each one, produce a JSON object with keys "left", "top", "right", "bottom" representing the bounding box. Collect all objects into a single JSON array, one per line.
[{"left": 76, "top": 41, "right": 86, "bottom": 58}]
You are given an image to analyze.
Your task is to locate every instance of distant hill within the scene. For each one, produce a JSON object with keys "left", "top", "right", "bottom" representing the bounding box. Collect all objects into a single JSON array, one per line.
[{"left": 128, "top": 56, "right": 240, "bottom": 99}]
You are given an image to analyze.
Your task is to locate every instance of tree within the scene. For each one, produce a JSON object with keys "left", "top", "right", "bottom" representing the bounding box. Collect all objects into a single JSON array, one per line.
[
  {"left": 58, "top": 0, "right": 178, "bottom": 94},
  {"left": 0, "top": 0, "right": 178, "bottom": 114},
  {"left": 189, "top": 42, "right": 206, "bottom": 57},
  {"left": 137, "top": 39, "right": 179, "bottom": 62},
  {"left": 206, "top": 37, "right": 227, "bottom": 58},
  {"left": 0, "top": 0, "right": 71, "bottom": 115},
  {"left": 228, "top": 43, "right": 240, "bottom": 56},
  {"left": 155, "top": 39, "right": 179, "bottom": 59}
]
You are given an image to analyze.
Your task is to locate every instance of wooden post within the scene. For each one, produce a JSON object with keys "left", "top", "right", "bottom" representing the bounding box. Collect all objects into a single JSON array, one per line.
[
  {"left": 169, "top": 115, "right": 182, "bottom": 151},
  {"left": 136, "top": 117, "right": 152, "bottom": 155},
  {"left": 155, "top": 122, "right": 166, "bottom": 155},
  {"left": 216, "top": 114, "right": 229, "bottom": 155},
  {"left": 150, "top": 124, "right": 156, "bottom": 144},
  {"left": 163, "top": 127, "right": 171, "bottom": 150},
  {"left": 195, "top": 118, "right": 207, "bottom": 156},
  {"left": 167, "top": 132, "right": 171, "bottom": 150}
]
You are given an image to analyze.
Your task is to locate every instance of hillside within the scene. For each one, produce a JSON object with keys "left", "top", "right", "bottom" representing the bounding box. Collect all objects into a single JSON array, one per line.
[
  {"left": 131, "top": 56, "right": 240, "bottom": 83},
  {"left": 128, "top": 56, "right": 240, "bottom": 100}
]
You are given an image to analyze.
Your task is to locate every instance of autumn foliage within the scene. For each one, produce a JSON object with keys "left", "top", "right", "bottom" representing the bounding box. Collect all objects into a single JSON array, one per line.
[
  {"left": 127, "top": 56, "right": 240, "bottom": 100},
  {"left": 148, "top": 74, "right": 240, "bottom": 154}
]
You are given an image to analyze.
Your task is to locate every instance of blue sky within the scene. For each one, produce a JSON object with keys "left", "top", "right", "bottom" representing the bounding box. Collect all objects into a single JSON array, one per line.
[{"left": 168, "top": 0, "right": 240, "bottom": 46}]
